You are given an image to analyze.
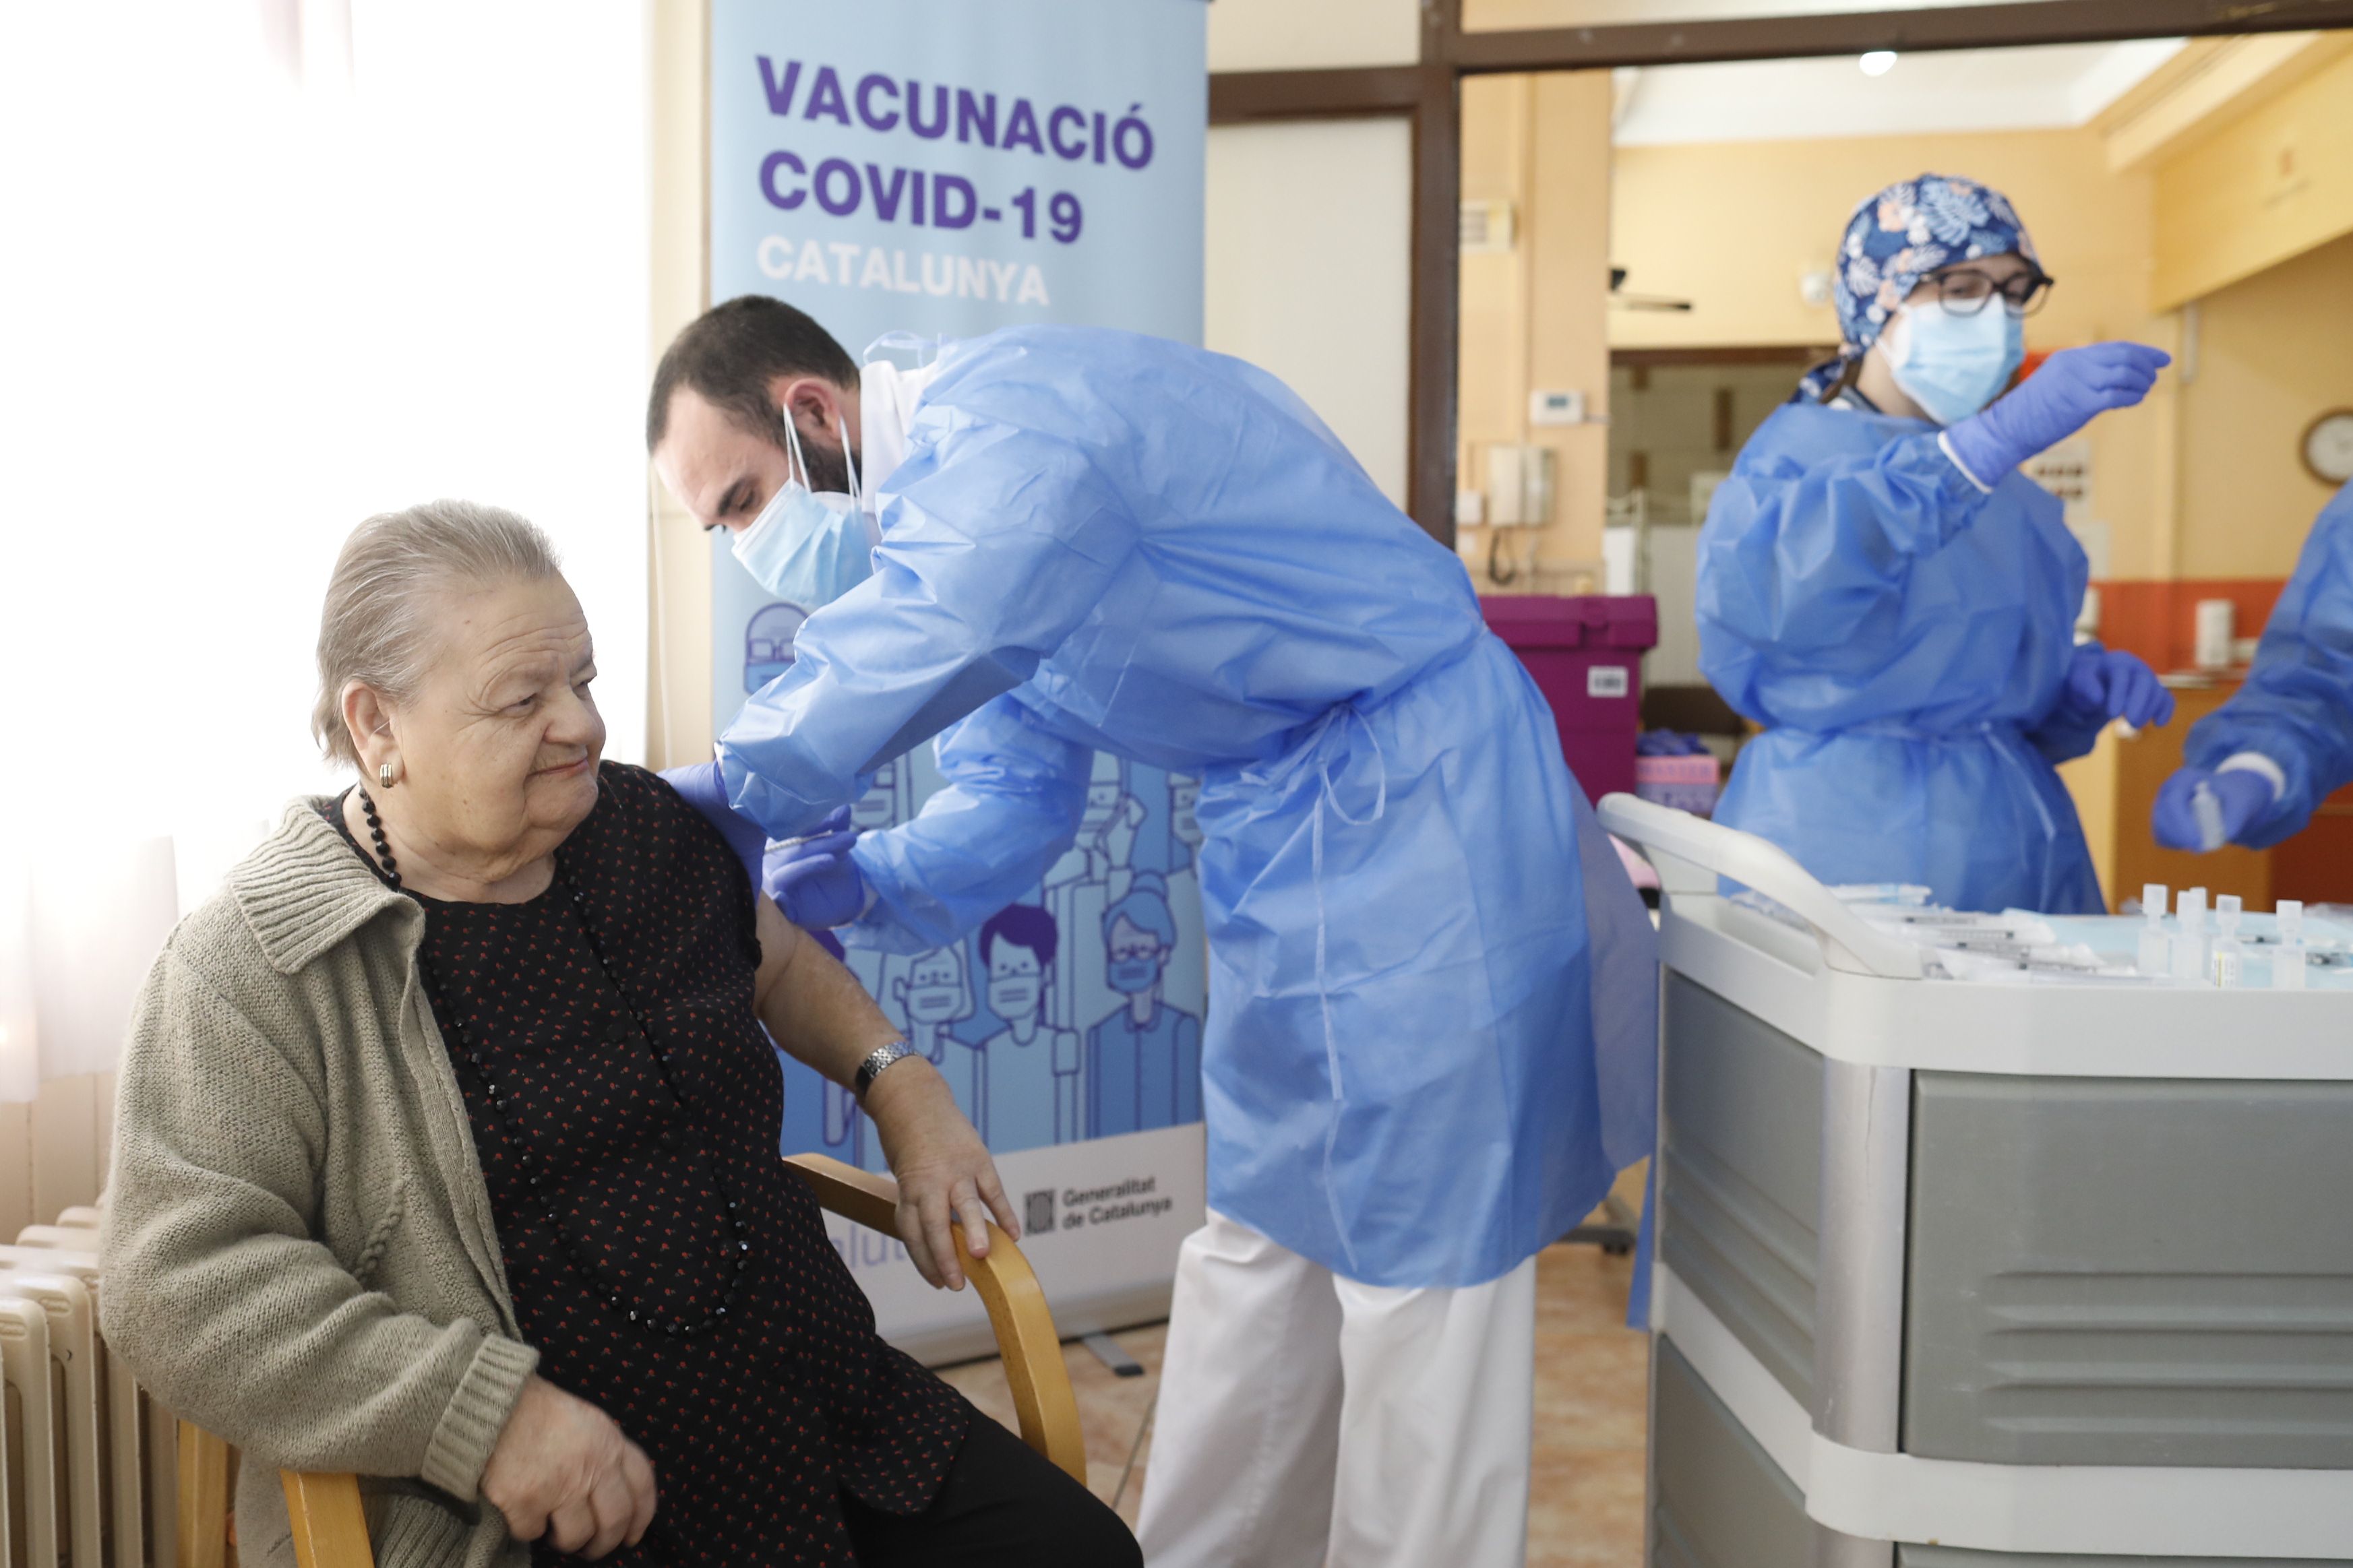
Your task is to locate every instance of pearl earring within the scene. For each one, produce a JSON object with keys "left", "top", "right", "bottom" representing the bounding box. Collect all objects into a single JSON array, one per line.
[{"left": 379, "top": 763, "right": 396, "bottom": 789}]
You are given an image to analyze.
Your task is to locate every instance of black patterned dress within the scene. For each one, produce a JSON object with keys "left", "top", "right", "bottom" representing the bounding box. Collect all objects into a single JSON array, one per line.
[{"left": 346, "top": 763, "right": 969, "bottom": 1565}]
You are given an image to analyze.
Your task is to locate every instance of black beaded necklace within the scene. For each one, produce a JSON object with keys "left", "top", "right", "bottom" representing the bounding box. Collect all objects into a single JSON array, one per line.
[{"left": 356, "top": 786, "right": 751, "bottom": 1338}]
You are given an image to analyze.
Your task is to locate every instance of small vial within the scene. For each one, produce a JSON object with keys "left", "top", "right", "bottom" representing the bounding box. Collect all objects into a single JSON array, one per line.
[
  {"left": 2212, "top": 894, "right": 2244, "bottom": 988},
  {"left": 2137, "top": 883, "right": 2171, "bottom": 976},
  {"left": 2172, "top": 887, "right": 2210, "bottom": 983},
  {"left": 2192, "top": 781, "right": 2228, "bottom": 851},
  {"left": 2274, "top": 899, "right": 2309, "bottom": 991}
]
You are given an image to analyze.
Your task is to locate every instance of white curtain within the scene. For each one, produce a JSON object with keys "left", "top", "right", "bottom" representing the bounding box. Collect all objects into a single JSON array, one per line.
[{"left": 0, "top": 1, "right": 652, "bottom": 1097}]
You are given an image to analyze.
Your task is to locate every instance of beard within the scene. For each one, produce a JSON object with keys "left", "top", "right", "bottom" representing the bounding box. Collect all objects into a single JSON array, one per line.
[{"left": 793, "top": 427, "right": 855, "bottom": 495}]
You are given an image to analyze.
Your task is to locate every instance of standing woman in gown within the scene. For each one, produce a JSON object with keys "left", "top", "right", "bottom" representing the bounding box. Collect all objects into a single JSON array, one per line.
[{"left": 1697, "top": 173, "right": 2174, "bottom": 911}]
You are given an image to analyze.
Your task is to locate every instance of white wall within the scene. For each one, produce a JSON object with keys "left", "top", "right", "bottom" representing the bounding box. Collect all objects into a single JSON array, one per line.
[
  {"left": 1204, "top": 119, "right": 1414, "bottom": 506},
  {"left": 1208, "top": 0, "right": 1419, "bottom": 71}
]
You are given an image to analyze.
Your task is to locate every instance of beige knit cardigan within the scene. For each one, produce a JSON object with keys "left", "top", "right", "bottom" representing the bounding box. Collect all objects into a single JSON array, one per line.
[{"left": 102, "top": 802, "right": 539, "bottom": 1568}]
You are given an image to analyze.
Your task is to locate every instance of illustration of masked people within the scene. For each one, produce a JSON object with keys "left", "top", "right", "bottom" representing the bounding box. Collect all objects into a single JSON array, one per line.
[
  {"left": 891, "top": 944, "right": 979, "bottom": 1121},
  {"left": 1087, "top": 873, "right": 1202, "bottom": 1139},
  {"left": 1044, "top": 751, "right": 1145, "bottom": 901},
  {"left": 851, "top": 759, "right": 902, "bottom": 833},
  {"left": 972, "top": 905, "right": 1082, "bottom": 1152},
  {"left": 1163, "top": 773, "right": 1208, "bottom": 1017}
]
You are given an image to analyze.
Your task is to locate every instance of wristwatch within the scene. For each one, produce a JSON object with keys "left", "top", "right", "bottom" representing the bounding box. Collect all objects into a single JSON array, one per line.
[{"left": 853, "top": 1040, "right": 917, "bottom": 1101}]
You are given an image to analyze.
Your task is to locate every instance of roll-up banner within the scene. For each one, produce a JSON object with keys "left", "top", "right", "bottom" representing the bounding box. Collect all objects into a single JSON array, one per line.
[{"left": 707, "top": 0, "right": 1209, "bottom": 1360}]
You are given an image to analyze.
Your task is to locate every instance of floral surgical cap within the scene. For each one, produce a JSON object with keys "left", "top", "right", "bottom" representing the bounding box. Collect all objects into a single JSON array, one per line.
[{"left": 1796, "top": 172, "right": 2039, "bottom": 402}]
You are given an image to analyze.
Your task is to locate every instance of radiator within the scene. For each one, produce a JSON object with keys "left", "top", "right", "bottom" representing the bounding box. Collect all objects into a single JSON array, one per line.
[{"left": 1, "top": 1208, "right": 176, "bottom": 1568}]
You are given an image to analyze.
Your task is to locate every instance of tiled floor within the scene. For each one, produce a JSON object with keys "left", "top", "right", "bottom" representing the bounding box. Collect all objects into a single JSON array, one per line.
[{"left": 934, "top": 1170, "right": 1651, "bottom": 1565}]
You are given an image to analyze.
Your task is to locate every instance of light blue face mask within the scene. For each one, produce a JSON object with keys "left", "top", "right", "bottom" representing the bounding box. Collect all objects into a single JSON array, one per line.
[
  {"left": 1884, "top": 298, "right": 2025, "bottom": 426},
  {"left": 1107, "top": 955, "right": 1161, "bottom": 995},
  {"left": 730, "top": 410, "right": 873, "bottom": 608}
]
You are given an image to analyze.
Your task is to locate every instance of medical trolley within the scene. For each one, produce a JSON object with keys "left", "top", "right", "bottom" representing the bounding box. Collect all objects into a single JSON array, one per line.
[{"left": 1599, "top": 795, "right": 2353, "bottom": 1567}]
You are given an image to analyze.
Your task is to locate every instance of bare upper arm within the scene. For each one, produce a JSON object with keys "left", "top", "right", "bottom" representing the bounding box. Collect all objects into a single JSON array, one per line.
[{"left": 751, "top": 893, "right": 804, "bottom": 1015}]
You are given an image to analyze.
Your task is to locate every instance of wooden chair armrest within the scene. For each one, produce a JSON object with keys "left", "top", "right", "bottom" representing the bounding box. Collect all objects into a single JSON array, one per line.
[
  {"left": 281, "top": 1470, "right": 377, "bottom": 1568},
  {"left": 204, "top": 1158, "right": 1091, "bottom": 1568},
  {"left": 783, "top": 1154, "right": 1088, "bottom": 1482},
  {"left": 178, "top": 1420, "right": 233, "bottom": 1568},
  {"left": 181, "top": 1420, "right": 379, "bottom": 1568}
]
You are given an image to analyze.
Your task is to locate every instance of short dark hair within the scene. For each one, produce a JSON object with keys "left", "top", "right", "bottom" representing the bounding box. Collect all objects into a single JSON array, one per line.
[
  {"left": 979, "top": 904, "right": 1060, "bottom": 970},
  {"left": 645, "top": 294, "right": 859, "bottom": 453}
]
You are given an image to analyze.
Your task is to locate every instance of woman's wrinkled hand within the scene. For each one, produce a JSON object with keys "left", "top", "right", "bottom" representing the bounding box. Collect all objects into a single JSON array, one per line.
[
  {"left": 482, "top": 1375, "right": 658, "bottom": 1559},
  {"left": 865, "top": 1057, "right": 1021, "bottom": 1290}
]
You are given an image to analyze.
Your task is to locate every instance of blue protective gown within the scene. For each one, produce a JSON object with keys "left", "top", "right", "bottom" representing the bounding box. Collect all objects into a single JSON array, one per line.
[
  {"left": 2182, "top": 482, "right": 2353, "bottom": 846},
  {"left": 719, "top": 324, "right": 1657, "bottom": 1289},
  {"left": 1697, "top": 400, "right": 2110, "bottom": 914}
]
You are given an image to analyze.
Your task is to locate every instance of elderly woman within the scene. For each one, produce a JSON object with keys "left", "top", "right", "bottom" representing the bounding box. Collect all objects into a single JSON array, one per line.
[
  {"left": 101, "top": 501, "right": 1140, "bottom": 1568},
  {"left": 1696, "top": 172, "right": 2174, "bottom": 912}
]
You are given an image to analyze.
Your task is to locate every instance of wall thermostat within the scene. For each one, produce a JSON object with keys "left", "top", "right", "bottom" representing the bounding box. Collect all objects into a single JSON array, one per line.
[{"left": 1529, "top": 389, "right": 1587, "bottom": 426}]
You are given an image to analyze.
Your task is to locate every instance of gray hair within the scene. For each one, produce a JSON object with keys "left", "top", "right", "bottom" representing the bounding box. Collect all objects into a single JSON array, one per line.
[{"left": 311, "top": 500, "right": 563, "bottom": 767}]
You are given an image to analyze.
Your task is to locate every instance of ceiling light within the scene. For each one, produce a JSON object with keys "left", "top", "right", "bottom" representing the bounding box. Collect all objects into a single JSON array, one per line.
[{"left": 1859, "top": 50, "right": 1897, "bottom": 77}]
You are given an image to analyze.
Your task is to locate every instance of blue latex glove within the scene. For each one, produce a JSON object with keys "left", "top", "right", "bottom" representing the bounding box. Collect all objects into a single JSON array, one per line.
[
  {"left": 762, "top": 807, "right": 866, "bottom": 928},
  {"left": 2152, "top": 766, "right": 2277, "bottom": 850},
  {"left": 2064, "top": 646, "right": 2175, "bottom": 730},
  {"left": 1943, "top": 342, "right": 2172, "bottom": 482},
  {"left": 658, "top": 761, "right": 768, "bottom": 887}
]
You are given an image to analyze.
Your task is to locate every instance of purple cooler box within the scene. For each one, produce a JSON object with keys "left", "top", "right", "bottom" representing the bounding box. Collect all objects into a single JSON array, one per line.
[{"left": 1480, "top": 594, "right": 1659, "bottom": 803}]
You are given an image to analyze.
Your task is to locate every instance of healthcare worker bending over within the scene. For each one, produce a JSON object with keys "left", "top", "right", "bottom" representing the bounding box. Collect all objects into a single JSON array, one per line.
[
  {"left": 1697, "top": 173, "right": 2174, "bottom": 912},
  {"left": 2154, "top": 482, "right": 2353, "bottom": 851},
  {"left": 648, "top": 297, "right": 1655, "bottom": 1568}
]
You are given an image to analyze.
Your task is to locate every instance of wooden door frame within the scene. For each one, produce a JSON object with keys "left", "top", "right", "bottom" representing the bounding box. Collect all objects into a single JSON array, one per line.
[{"left": 1208, "top": 0, "right": 2353, "bottom": 546}]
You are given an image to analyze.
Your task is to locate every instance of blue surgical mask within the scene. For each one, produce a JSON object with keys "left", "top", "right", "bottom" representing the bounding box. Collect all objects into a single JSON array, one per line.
[
  {"left": 1883, "top": 299, "right": 2025, "bottom": 426},
  {"left": 1107, "top": 956, "right": 1160, "bottom": 994},
  {"left": 730, "top": 410, "right": 874, "bottom": 608},
  {"left": 987, "top": 975, "right": 1042, "bottom": 1023},
  {"left": 904, "top": 984, "right": 966, "bottom": 1024}
]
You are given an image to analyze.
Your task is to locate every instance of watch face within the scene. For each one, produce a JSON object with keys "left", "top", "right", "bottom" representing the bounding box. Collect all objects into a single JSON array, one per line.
[{"left": 2307, "top": 410, "right": 2353, "bottom": 486}]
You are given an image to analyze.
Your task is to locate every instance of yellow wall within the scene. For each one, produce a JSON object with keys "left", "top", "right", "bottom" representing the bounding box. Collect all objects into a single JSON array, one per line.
[
  {"left": 2151, "top": 43, "right": 2353, "bottom": 309},
  {"left": 1465, "top": 0, "right": 1738, "bottom": 24},
  {"left": 1606, "top": 125, "right": 2176, "bottom": 579},
  {"left": 1208, "top": 0, "right": 1419, "bottom": 70},
  {"left": 1609, "top": 127, "right": 2158, "bottom": 351},
  {"left": 1457, "top": 71, "right": 1616, "bottom": 588},
  {"left": 2176, "top": 228, "right": 2353, "bottom": 578}
]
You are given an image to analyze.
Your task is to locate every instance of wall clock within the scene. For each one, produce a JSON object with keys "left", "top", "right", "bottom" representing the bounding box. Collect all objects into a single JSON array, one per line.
[{"left": 2304, "top": 408, "right": 2353, "bottom": 487}]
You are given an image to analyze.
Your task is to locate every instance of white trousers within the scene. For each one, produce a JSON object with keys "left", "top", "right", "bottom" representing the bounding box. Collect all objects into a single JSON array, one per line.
[{"left": 1134, "top": 1211, "right": 1536, "bottom": 1568}]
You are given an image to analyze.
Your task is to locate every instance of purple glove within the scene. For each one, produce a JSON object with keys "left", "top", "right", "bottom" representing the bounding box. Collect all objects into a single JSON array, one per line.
[
  {"left": 2152, "top": 766, "right": 2277, "bottom": 850},
  {"left": 762, "top": 807, "right": 865, "bottom": 929},
  {"left": 1944, "top": 342, "right": 2172, "bottom": 482},
  {"left": 2064, "top": 646, "right": 2175, "bottom": 730},
  {"left": 659, "top": 761, "right": 768, "bottom": 888}
]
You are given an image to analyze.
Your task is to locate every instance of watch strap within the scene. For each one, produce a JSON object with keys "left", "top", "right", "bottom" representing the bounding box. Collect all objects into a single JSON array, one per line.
[{"left": 853, "top": 1040, "right": 916, "bottom": 1100}]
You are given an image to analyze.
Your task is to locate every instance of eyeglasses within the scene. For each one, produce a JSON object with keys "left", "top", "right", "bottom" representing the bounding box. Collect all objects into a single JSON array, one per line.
[{"left": 1924, "top": 265, "right": 2055, "bottom": 317}]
